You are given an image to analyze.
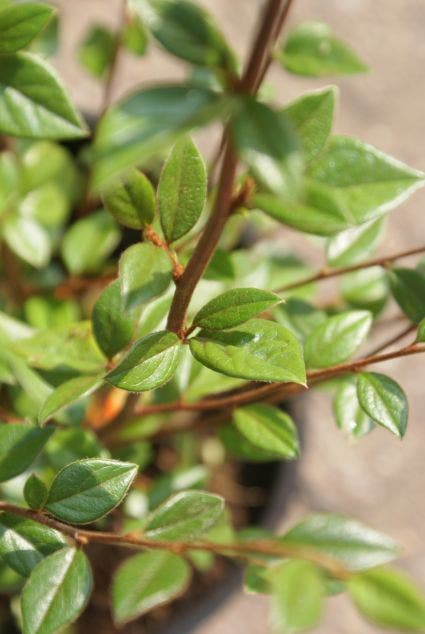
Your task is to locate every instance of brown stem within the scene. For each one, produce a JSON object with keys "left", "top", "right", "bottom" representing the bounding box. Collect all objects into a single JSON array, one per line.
[{"left": 144, "top": 226, "right": 184, "bottom": 281}]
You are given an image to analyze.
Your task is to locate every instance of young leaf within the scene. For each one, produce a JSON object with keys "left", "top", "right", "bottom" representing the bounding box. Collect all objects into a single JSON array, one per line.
[
  {"left": 189, "top": 319, "right": 306, "bottom": 384},
  {"left": 0, "top": 513, "right": 64, "bottom": 577},
  {"left": 106, "top": 330, "right": 180, "bottom": 391},
  {"left": 232, "top": 404, "right": 299, "bottom": 460},
  {"left": 280, "top": 21, "right": 368, "bottom": 77},
  {"left": 38, "top": 374, "right": 103, "bottom": 425},
  {"left": 281, "top": 514, "right": 399, "bottom": 571},
  {"left": 0, "top": 52, "right": 87, "bottom": 139},
  {"left": 78, "top": 24, "right": 116, "bottom": 78},
  {"left": 145, "top": 490, "right": 224, "bottom": 541},
  {"left": 333, "top": 378, "right": 374, "bottom": 438},
  {"left": 193, "top": 288, "right": 280, "bottom": 330},
  {"left": 158, "top": 136, "right": 206, "bottom": 243},
  {"left": 21, "top": 547, "right": 93, "bottom": 634},
  {"left": 103, "top": 168, "right": 155, "bottom": 230},
  {"left": 270, "top": 560, "right": 324, "bottom": 633},
  {"left": 388, "top": 267, "right": 425, "bottom": 323},
  {"left": 45, "top": 458, "right": 138, "bottom": 524},
  {"left": 112, "top": 550, "right": 191, "bottom": 625},
  {"left": 304, "top": 310, "right": 372, "bottom": 368},
  {"left": 24, "top": 474, "right": 48, "bottom": 510},
  {"left": 119, "top": 243, "right": 173, "bottom": 310},
  {"left": 0, "top": 2, "right": 54, "bottom": 54},
  {"left": 0, "top": 423, "right": 53, "bottom": 482},
  {"left": 92, "top": 280, "right": 136, "bottom": 359},
  {"left": 356, "top": 372, "right": 408, "bottom": 438},
  {"left": 327, "top": 218, "right": 385, "bottom": 267},
  {"left": 348, "top": 567, "right": 425, "bottom": 632}
]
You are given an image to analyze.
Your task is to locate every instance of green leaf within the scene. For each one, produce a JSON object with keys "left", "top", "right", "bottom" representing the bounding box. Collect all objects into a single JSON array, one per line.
[
  {"left": 333, "top": 378, "right": 374, "bottom": 438},
  {"left": 103, "top": 168, "right": 155, "bottom": 229},
  {"left": 79, "top": 24, "right": 116, "bottom": 78},
  {"left": 122, "top": 2, "right": 148, "bottom": 56},
  {"left": 356, "top": 372, "right": 408, "bottom": 438},
  {"left": 280, "top": 21, "right": 368, "bottom": 77},
  {"left": 44, "top": 428, "right": 106, "bottom": 471},
  {"left": 45, "top": 458, "right": 138, "bottom": 524},
  {"left": 0, "top": 423, "right": 53, "bottom": 482},
  {"left": 283, "top": 86, "right": 336, "bottom": 163},
  {"left": 92, "top": 280, "right": 136, "bottom": 359},
  {"left": 327, "top": 218, "right": 385, "bottom": 267},
  {"left": 4, "top": 352, "right": 51, "bottom": 409},
  {"left": 119, "top": 243, "right": 173, "bottom": 310},
  {"left": 61, "top": 210, "right": 120, "bottom": 275},
  {"left": 388, "top": 267, "right": 425, "bottom": 324},
  {"left": 0, "top": 512, "right": 64, "bottom": 576},
  {"left": 193, "top": 288, "right": 280, "bottom": 330},
  {"left": 28, "top": 12, "right": 58, "bottom": 58},
  {"left": 112, "top": 550, "right": 191, "bottom": 625},
  {"left": 158, "top": 136, "right": 206, "bottom": 242},
  {"left": 341, "top": 267, "right": 389, "bottom": 315},
  {"left": 304, "top": 310, "right": 372, "bottom": 368},
  {"left": 274, "top": 298, "right": 326, "bottom": 342},
  {"left": 219, "top": 424, "right": 283, "bottom": 462},
  {"left": 38, "top": 374, "right": 102, "bottom": 425},
  {"left": 24, "top": 474, "right": 48, "bottom": 510},
  {"left": 270, "top": 560, "right": 324, "bottom": 633},
  {"left": 189, "top": 319, "right": 306, "bottom": 384},
  {"left": 417, "top": 318, "right": 425, "bottom": 342},
  {"left": 281, "top": 514, "right": 399, "bottom": 571},
  {"left": 21, "top": 547, "right": 92, "bottom": 634},
  {"left": 3, "top": 214, "right": 51, "bottom": 268},
  {"left": 348, "top": 567, "right": 425, "bottom": 632},
  {"left": 0, "top": 52, "right": 87, "bottom": 139},
  {"left": 232, "top": 404, "right": 299, "bottom": 460},
  {"left": 106, "top": 330, "right": 180, "bottom": 391},
  {"left": 308, "top": 136, "right": 425, "bottom": 224},
  {"left": 0, "top": 2, "right": 54, "bottom": 54},
  {"left": 145, "top": 490, "right": 224, "bottom": 541}
]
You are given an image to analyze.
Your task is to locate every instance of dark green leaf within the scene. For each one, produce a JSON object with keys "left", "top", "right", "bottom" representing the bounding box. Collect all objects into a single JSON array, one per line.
[
  {"left": 356, "top": 372, "right": 408, "bottom": 438},
  {"left": 103, "top": 168, "right": 155, "bottom": 229},
  {"left": 193, "top": 288, "right": 280, "bottom": 330},
  {"left": 333, "top": 378, "right": 374, "bottom": 438},
  {"left": 45, "top": 458, "right": 138, "bottom": 524},
  {"left": 21, "top": 547, "right": 92, "bottom": 634},
  {"left": 0, "top": 52, "right": 87, "bottom": 139},
  {"left": 92, "top": 280, "right": 136, "bottom": 359},
  {"left": 24, "top": 475, "right": 48, "bottom": 510},
  {"left": 233, "top": 404, "right": 299, "bottom": 459},
  {"left": 280, "top": 21, "right": 368, "bottom": 77},
  {"left": 38, "top": 374, "right": 102, "bottom": 425},
  {"left": 348, "top": 567, "right": 425, "bottom": 632},
  {"left": 189, "top": 319, "right": 306, "bottom": 384},
  {"left": 388, "top": 267, "right": 425, "bottom": 323},
  {"left": 327, "top": 218, "right": 385, "bottom": 266},
  {"left": 304, "top": 310, "right": 372, "bottom": 368},
  {"left": 417, "top": 318, "right": 425, "bottom": 342},
  {"left": 106, "top": 330, "right": 180, "bottom": 391},
  {"left": 0, "top": 423, "right": 53, "bottom": 482},
  {"left": 78, "top": 24, "right": 116, "bottom": 78},
  {"left": 281, "top": 514, "right": 399, "bottom": 571},
  {"left": 0, "top": 512, "right": 64, "bottom": 576},
  {"left": 0, "top": 2, "right": 54, "bottom": 54},
  {"left": 158, "top": 136, "right": 206, "bottom": 242},
  {"left": 112, "top": 550, "right": 191, "bottom": 625}
]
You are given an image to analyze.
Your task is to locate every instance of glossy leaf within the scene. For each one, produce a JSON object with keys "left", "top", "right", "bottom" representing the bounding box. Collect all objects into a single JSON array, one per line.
[
  {"left": 3, "top": 214, "right": 51, "bottom": 268},
  {"left": 92, "top": 280, "right": 136, "bottom": 359},
  {"left": 281, "top": 514, "right": 399, "bottom": 571},
  {"left": 189, "top": 319, "right": 306, "bottom": 384},
  {"left": 327, "top": 218, "right": 385, "bottom": 266},
  {"left": 158, "top": 136, "right": 206, "bottom": 242},
  {"left": 0, "top": 52, "right": 87, "bottom": 139},
  {"left": 21, "top": 547, "right": 92, "bottom": 634},
  {"left": 38, "top": 374, "right": 102, "bottom": 425},
  {"left": 103, "top": 168, "right": 155, "bottom": 229},
  {"left": 388, "top": 267, "right": 425, "bottom": 323},
  {"left": 232, "top": 404, "right": 299, "bottom": 459},
  {"left": 79, "top": 24, "right": 116, "bottom": 78},
  {"left": 193, "top": 288, "right": 280, "bottom": 330},
  {"left": 304, "top": 310, "right": 372, "bottom": 368},
  {"left": 24, "top": 475, "right": 48, "bottom": 510},
  {"left": 333, "top": 378, "right": 374, "bottom": 438},
  {"left": 0, "top": 423, "right": 53, "bottom": 482},
  {"left": 45, "top": 458, "right": 138, "bottom": 524},
  {"left": 356, "top": 372, "right": 408, "bottom": 438},
  {"left": 280, "top": 21, "right": 368, "bottom": 77},
  {"left": 119, "top": 242, "right": 173, "bottom": 310},
  {"left": 0, "top": 513, "right": 64, "bottom": 577},
  {"left": 0, "top": 2, "right": 54, "bottom": 54},
  {"left": 106, "top": 330, "right": 180, "bottom": 391}
]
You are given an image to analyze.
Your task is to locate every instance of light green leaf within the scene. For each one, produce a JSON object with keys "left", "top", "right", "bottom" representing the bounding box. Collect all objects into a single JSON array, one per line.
[
  {"left": 341, "top": 267, "right": 389, "bottom": 315},
  {"left": 45, "top": 458, "right": 138, "bottom": 524},
  {"left": 280, "top": 21, "right": 368, "bottom": 77},
  {"left": 333, "top": 378, "right": 374, "bottom": 438},
  {"left": 189, "top": 319, "right": 306, "bottom": 384},
  {"left": 327, "top": 217, "right": 385, "bottom": 266},
  {"left": 158, "top": 136, "right": 206, "bottom": 242},
  {"left": 24, "top": 474, "right": 48, "bottom": 510},
  {"left": 61, "top": 210, "right": 120, "bottom": 275},
  {"left": 5, "top": 351, "right": 51, "bottom": 409},
  {"left": 348, "top": 567, "right": 425, "bottom": 632},
  {"left": 281, "top": 514, "right": 399, "bottom": 571},
  {"left": 3, "top": 214, "right": 51, "bottom": 268},
  {"left": 145, "top": 490, "right": 224, "bottom": 541},
  {"left": 193, "top": 288, "right": 280, "bottom": 330},
  {"left": 0, "top": 2, "right": 54, "bottom": 54},
  {"left": 28, "top": 12, "right": 58, "bottom": 57},
  {"left": 219, "top": 423, "right": 284, "bottom": 463},
  {"left": 21, "top": 547, "right": 92, "bottom": 634},
  {"left": 417, "top": 319, "right": 425, "bottom": 342},
  {"left": 92, "top": 280, "right": 136, "bottom": 359},
  {"left": 356, "top": 372, "right": 408, "bottom": 438},
  {"left": 0, "top": 423, "right": 53, "bottom": 482},
  {"left": 0, "top": 513, "right": 64, "bottom": 577},
  {"left": 106, "top": 330, "right": 180, "bottom": 391},
  {"left": 103, "top": 168, "right": 155, "bottom": 229},
  {"left": 38, "top": 374, "right": 102, "bottom": 425},
  {"left": 0, "top": 52, "right": 87, "bottom": 139},
  {"left": 274, "top": 298, "right": 326, "bottom": 342},
  {"left": 388, "top": 267, "right": 425, "bottom": 324},
  {"left": 304, "top": 310, "right": 372, "bottom": 368},
  {"left": 123, "top": 2, "right": 147, "bottom": 56},
  {"left": 119, "top": 243, "right": 173, "bottom": 310},
  {"left": 112, "top": 550, "right": 191, "bottom": 625},
  {"left": 270, "top": 560, "right": 324, "bottom": 633},
  {"left": 78, "top": 24, "right": 116, "bottom": 78},
  {"left": 233, "top": 404, "right": 299, "bottom": 460}
]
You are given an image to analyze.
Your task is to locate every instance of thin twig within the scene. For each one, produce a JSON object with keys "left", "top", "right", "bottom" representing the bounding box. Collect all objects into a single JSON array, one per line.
[
  {"left": 100, "top": 0, "right": 127, "bottom": 114},
  {"left": 366, "top": 323, "right": 416, "bottom": 357},
  {"left": 144, "top": 226, "right": 184, "bottom": 281}
]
